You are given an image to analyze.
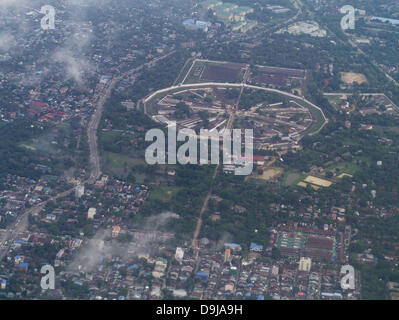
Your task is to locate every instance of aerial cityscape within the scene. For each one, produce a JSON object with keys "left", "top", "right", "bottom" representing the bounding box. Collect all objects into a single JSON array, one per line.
[{"left": 0, "top": 0, "right": 399, "bottom": 304}]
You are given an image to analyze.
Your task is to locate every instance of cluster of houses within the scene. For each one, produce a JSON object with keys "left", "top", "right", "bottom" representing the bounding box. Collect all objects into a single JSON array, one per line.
[{"left": 0, "top": 174, "right": 70, "bottom": 225}]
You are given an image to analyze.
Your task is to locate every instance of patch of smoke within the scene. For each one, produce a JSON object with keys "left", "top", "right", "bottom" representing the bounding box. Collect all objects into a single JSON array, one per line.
[
  {"left": 0, "top": 33, "right": 15, "bottom": 52},
  {"left": 65, "top": 0, "right": 112, "bottom": 6},
  {"left": 141, "top": 211, "right": 180, "bottom": 231},
  {"left": 27, "top": 126, "right": 64, "bottom": 153},
  {"left": 52, "top": 25, "right": 94, "bottom": 85},
  {"left": 0, "top": 0, "right": 28, "bottom": 8},
  {"left": 66, "top": 229, "right": 108, "bottom": 273},
  {"left": 0, "top": 0, "right": 32, "bottom": 52},
  {"left": 52, "top": 47, "right": 92, "bottom": 85},
  {"left": 66, "top": 211, "right": 179, "bottom": 272},
  {"left": 0, "top": 0, "right": 110, "bottom": 8},
  {"left": 210, "top": 232, "right": 233, "bottom": 251},
  {"left": 0, "top": 0, "right": 98, "bottom": 83}
]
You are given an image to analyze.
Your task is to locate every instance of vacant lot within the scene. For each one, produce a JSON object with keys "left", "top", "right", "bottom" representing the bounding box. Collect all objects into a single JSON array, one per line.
[
  {"left": 258, "top": 167, "right": 283, "bottom": 181},
  {"left": 103, "top": 151, "right": 145, "bottom": 179},
  {"left": 284, "top": 171, "right": 301, "bottom": 186},
  {"left": 304, "top": 175, "right": 332, "bottom": 187},
  {"left": 341, "top": 72, "right": 368, "bottom": 84},
  {"left": 201, "top": 64, "right": 242, "bottom": 82},
  {"left": 149, "top": 186, "right": 180, "bottom": 202},
  {"left": 182, "top": 60, "right": 247, "bottom": 84},
  {"left": 251, "top": 65, "right": 306, "bottom": 88}
]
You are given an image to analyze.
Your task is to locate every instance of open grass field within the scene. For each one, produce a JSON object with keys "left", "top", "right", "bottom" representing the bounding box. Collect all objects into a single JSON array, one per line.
[
  {"left": 100, "top": 130, "right": 138, "bottom": 148},
  {"left": 282, "top": 170, "right": 304, "bottom": 186},
  {"left": 326, "top": 96, "right": 344, "bottom": 111},
  {"left": 102, "top": 151, "right": 145, "bottom": 179},
  {"left": 103, "top": 152, "right": 144, "bottom": 168},
  {"left": 148, "top": 186, "right": 181, "bottom": 202},
  {"left": 19, "top": 122, "right": 72, "bottom": 155}
]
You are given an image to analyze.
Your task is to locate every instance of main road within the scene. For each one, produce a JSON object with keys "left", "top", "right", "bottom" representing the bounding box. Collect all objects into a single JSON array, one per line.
[
  {"left": 0, "top": 187, "right": 77, "bottom": 260},
  {"left": 87, "top": 50, "right": 176, "bottom": 184},
  {"left": 0, "top": 51, "right": 176, "bottom": 260}
]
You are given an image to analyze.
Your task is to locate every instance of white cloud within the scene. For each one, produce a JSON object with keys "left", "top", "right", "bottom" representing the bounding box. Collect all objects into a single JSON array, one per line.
[{"left": 0, "top": 32, "right": 15, "bottom": 52}]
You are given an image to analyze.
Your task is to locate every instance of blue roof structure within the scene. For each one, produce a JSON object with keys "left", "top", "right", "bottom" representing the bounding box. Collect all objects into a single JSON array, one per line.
[
  {"left": 183, "top": 19, "right": 211, "bottom": 31},
  {"left": 15, "top": 240, "right": 28, "bottom": 245},
  {"left": 196, "top": 271, "right": 209, "bottom": 281},
  {"left": 250, "top": 243, "right": 263, "bottom": 250},
  {"left": 183, "top": 18, "right": 195, "bottom": 24}
]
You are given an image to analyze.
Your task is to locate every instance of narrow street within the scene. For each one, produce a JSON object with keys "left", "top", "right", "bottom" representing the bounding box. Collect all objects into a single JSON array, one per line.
[{"left": 191, "top": 76, "right": 247, "bottom": 250}]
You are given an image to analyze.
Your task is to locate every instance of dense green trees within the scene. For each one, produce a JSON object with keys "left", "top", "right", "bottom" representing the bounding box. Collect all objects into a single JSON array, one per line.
[{"left": 0, "top": 120, "right": 49, "bottom": 178}]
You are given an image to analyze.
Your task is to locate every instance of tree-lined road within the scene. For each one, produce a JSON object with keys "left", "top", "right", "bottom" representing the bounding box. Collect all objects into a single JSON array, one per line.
[
  {"left": 87, "top": 51, "right": 176, "bottom": 184},
  {"left": 0, "top": 51, "right": 176, "bottom": 260},
  {"left": 0, "top": 187, "right": 76, "bottom": 260}
]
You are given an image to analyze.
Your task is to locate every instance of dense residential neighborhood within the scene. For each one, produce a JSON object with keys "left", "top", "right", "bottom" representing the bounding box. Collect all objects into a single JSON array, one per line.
[{"left": 0, "top": 0, "right": 398, "bottom": 303}]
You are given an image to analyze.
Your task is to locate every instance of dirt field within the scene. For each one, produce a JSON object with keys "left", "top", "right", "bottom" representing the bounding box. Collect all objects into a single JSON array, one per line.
[
  {"left": 304, "top": 175, "right": 332, "bottom": 187},
  {"left": 292, "top": 88, "right": 302, "bottom": 96},
  {"left": 183, "top": 60, "right": 247, "bottom": 84},
  {"left": 337, "top": 173, "right": 353, "bottom": 179},
  {"left": 201, "top": 64, "right": 243, "bottom": 82},
  {"left": 341, "top": 72, "right": 368, "bottom": 84},
  {"left": 251, "top": 65, "right": 306, "bottom": 88},
  {"left": 257, "top": 167, "right": 283, "bottom": 181}
]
